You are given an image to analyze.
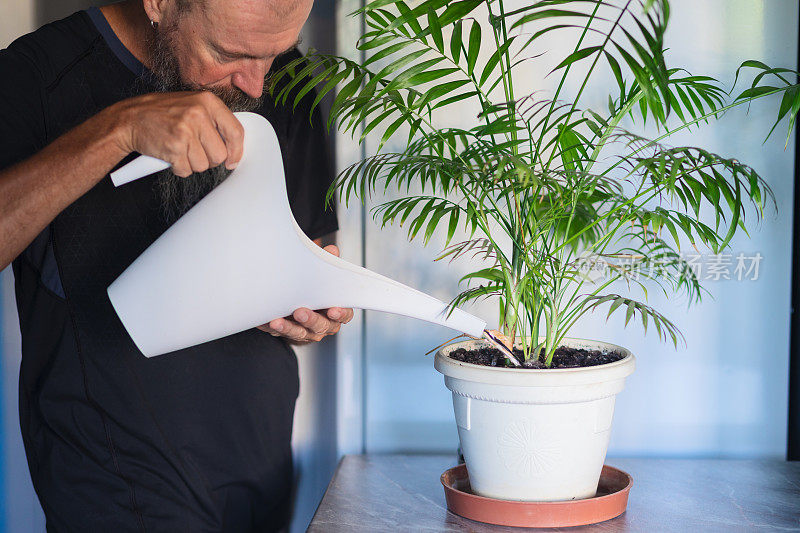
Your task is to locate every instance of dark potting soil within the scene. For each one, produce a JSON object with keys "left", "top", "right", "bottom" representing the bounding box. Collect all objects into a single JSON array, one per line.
[{"left": 448, "top": 345, "right": 624, "bottom": 369}]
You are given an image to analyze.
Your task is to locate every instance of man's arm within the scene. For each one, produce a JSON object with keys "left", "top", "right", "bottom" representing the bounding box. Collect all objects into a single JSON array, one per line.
[
  {"left": 0, "top": 91, "right": 244, "bottom": 271},
  {"left": 0, "top": 106, "right": 128, "bottom": 270}
]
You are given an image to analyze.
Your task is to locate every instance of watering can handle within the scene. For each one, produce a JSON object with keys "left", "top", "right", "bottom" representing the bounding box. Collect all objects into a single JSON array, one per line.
[
  {"left": 110, "top": 155, "right": 171, "bottom": 187},
  {"left": 110, "top": 111, "right": 251, "bottom": 187}
]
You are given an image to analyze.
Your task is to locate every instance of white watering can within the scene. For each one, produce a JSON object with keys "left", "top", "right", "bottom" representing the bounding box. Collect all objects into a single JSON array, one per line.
[{"left": 107, "top": 112, "right": 489, "bottom": 358}]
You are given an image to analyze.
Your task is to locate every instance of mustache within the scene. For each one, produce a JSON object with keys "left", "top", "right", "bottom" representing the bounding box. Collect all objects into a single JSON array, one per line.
[{"left": 194, "top": 77, "right": 272, "bottom": 113}]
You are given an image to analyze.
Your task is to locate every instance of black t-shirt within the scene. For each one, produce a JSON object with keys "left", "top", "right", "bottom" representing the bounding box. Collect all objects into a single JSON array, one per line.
[{"left": 1, "top": 8, "right": 337, "bottom": 532}]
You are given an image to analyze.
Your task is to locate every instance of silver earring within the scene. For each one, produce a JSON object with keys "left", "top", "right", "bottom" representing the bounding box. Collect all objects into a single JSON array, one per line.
[{"left": 151, "top": 19, "right": 159, "bottom": 30}]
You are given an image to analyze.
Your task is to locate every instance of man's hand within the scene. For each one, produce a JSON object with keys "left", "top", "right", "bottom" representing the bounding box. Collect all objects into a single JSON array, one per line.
[
  {"left": 257, "top": 244, "right": 354, "bottom": 345},
  {"left": 112, "top": 91, "right": 244, "bottom": 177}
]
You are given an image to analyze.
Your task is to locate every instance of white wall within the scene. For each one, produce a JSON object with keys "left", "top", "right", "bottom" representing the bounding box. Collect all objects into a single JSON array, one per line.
[
  {"left": 1, "top": 267, "right": 45, "bottom": 532},
  {"left": 333, "top": 0, "right": 368, "bottom": 459},
  {"left": 0, "top": 1, "right": 34, "bottom": 49},
  {"left": 335, "top": 0, "right": 797, "bottom": 458}
]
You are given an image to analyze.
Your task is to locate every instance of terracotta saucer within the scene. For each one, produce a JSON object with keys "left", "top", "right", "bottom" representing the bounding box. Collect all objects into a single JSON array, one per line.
[{"left": 441, "top": 464, "right": 632, "bottom": 528}]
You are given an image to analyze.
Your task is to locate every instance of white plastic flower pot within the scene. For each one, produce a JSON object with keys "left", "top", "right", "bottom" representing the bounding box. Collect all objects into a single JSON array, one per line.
[{"left": 435, "top": 338, "right": 635, "bottom": 502}]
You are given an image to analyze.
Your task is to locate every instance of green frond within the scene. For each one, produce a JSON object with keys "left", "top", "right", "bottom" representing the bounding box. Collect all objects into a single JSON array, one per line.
[
  {"left": 582, "top": 293, "right": 684, "bottom": 347},
  {"left": 272, "top": 0, "right": 789, "bottom": 366}
]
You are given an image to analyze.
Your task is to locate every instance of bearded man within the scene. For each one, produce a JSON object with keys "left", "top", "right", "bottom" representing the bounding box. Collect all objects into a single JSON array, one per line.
[{"left": 0, "top": 0, "right": 351, "bottom": 530}]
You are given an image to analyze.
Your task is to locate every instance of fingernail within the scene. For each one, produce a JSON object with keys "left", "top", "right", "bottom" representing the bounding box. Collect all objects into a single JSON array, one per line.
[
  {"left": 329, "top": 309, "right": 340, "bottom": 320},
  {"left": 226, "top": 161, "right": 239, "bottom": 170},
  {"left": 274, "top": 323, "right": 283, "bottom": 332},
  {"left": 297, "top": 310, "right": 309, "bottom": 322}
]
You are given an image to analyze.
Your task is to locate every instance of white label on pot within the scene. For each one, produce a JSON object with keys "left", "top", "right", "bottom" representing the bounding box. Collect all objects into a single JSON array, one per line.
[
  {"left": 594, "top": 398, "right": 616, "bottom": 433},
  {"left": 454, "top": 396, "right": 471, "bottom": 430}
]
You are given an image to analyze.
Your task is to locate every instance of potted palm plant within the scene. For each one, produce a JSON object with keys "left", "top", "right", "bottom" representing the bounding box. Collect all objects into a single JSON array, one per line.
[{"left": 272, "top": 0, "right": 798, "bottom": 506}]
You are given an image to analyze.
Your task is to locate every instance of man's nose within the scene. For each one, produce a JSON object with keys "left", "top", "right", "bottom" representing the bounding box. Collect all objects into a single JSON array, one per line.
[{"left": 232, "top": 61, "right": 272, "bottom": 98}]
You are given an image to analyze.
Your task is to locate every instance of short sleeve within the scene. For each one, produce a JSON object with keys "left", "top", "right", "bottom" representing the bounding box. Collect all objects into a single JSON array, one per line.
[
  {"left": 278, "top": 55, "right": 339, "bottom": 241},
  {"left": 0, "top": 43, "right": 47, "bottom": 171}
]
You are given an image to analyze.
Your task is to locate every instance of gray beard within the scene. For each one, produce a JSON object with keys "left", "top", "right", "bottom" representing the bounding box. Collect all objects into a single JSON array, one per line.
[{"left": 141, "top": 22, "right": 271, "bottom": 221}]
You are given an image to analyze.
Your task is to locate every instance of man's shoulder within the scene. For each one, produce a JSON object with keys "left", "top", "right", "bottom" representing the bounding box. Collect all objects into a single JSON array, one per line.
[{"left": 4, "top": 11, "right": 99, "bottom": 88}]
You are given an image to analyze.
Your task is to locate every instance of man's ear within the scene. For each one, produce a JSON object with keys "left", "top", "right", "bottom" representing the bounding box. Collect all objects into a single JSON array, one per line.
[{"left": 142, "top": 0, "right": 171, "bottom": 26}]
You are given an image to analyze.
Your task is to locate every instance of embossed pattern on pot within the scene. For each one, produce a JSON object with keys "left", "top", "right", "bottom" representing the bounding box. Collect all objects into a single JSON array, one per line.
[{"left": 496, "top": 418, "right": 561, "bottom": 477}]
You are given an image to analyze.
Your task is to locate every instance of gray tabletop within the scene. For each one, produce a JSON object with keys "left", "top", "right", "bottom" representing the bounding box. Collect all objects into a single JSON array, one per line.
[{"left": 308, "top": 454, "right": 800, "bottom": 532}]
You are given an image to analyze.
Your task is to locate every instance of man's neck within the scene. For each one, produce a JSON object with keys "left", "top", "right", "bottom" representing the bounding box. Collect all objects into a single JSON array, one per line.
[{"left": 99, "top": 1, "right": 153, "bottom": 69}]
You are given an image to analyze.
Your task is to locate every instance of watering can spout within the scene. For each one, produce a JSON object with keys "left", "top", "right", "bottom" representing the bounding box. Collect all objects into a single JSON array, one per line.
[
  {"left": 107, "top": 112, "right": 486, "bottom": 357},
  {"left": 312, "top": 248, "right": 487, "bottom": 338}
]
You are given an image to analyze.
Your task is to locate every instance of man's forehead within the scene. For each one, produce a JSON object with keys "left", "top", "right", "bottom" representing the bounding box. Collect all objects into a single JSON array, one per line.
[
  {"left": 197, "top": 0, "right": 311, "bottom": 54},
  {"left": 202, "top": 0, "right": 312, "bottom": 23},
  {"left": 208, "top": 36, "right": 302, "bottom": 61}
]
